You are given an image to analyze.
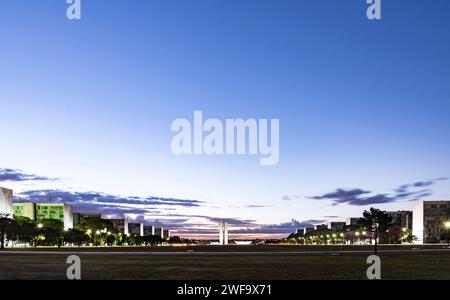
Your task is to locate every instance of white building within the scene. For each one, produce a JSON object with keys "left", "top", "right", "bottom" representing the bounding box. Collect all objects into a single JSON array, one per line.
[
  {"left": 413, "top": 201, "right": 450, "bottom": 244},
  {"left": 219, "top": 222, "right": 229, "bottom": 245},
  {"left": 0, "top": 187, "right": 13, "bottom": 217}
]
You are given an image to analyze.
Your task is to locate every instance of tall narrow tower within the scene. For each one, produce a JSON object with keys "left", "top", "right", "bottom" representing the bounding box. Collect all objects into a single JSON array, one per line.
[
  {"left": 218, "top": 222, "right": 229, "bottom": 245},
  {"left": 223, "top": 222, "right": 228, "bottom": 245}
]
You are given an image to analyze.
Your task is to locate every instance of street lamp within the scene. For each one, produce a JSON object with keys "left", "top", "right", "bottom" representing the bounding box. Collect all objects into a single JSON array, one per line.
[
  {"left": 340, "top": 233, "right": 345, "bottom": 245},
  {"left": 37, "top": 223, "right": 43, "bottom": 229},
  {"left": 444, "top": 221, "right": 450, "bottom": 246}
]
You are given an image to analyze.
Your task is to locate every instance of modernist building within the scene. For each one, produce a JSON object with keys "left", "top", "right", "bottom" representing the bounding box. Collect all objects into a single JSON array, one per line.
[
  {"left": 14, "top": 203, "right": 74, "bottom": 229},
  {"left": 327, "top": 222, "right": 346, "bottom": 230},
  {"left": 73, "top": 212, "right": 104, "bottom": 226},
  {"left": 36, "top": 203, "right": 73, "bottom": 229},
  {"left": 0, "top": 187, "right": 13, "bottom": 217},
  {"left": 386, "top": 211, "right": 413, "bottom": 230},
  {"left": 129, "top": 222, "right": 144, "bottom": 237},
  {"left": 218, "top": 222, "right": 229, "bottom": 245},
  {"left": 108, "top": 218, "right": 129, "bottom": 235},
  {"left": 314, "top": 224, "right": 327, "bottom": 231},
  {"left": 154, "top": 227, "right": 164, "bottom": 239},
  {"left": 143, "top": 225, "right": 155, "bottom": 236},
  {"left": 413, "top": 201, "right": 450, "bottom": 244},
  {"left": 163, "top": 229, "right": 171, "bottom": 239},
  {"left": 346, "top": 218, "right": 361, "bottom": 226},
  {"left": 13, "top": 202, "right": 36, "bottom": 220}
]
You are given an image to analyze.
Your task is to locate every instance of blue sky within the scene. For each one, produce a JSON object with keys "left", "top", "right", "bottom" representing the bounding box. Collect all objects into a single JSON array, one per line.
[{"left": 1, "top": 0, "right": 450, "bottom": 239}]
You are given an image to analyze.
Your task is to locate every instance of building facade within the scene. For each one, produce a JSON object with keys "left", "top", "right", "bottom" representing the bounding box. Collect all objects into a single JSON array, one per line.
[
  {"left": 129, "top": 222, "right": 144, "bottom": 237},
  {"left": 143, "top": 225, "right": 155, "bottom": 236},
  {"left": 108, "top": 218, "right": 129, "bottom": 235},
  {"left": 386, "top": 211, "right": 413, "bottom": 230},
  {"left": 0, "top": 187, "right": 13, "bottom": 217},
  {"left": 163, "top": 229, "right": 171, "bottom": 239},
  {"left": 36, "top": 203, "right": 74, "bottom": 229},
  {"left": 73, "top": 213, "right": 104, "bottom": 226},
  {"left": 413, "top": 201, "right": 450, "bottom": 244},
  {"left": 303, "top": 227, "right": 314, "bottom": 235},
  {"left": 13, "top": 202, "right": 36, "bottom": 220},
  {"left": 13, "top": 202, "right": 74, "bottom": 229},
  {"left": 154, "top": 227, "right": 164, "bottom": 238},
  {"left": 218, "top": 222, "right": 229, "bottom": 245},
  {"left": 314, "top": 224, "right": 327, "bottom": 231},
  {"left": 346, "top": 218, "right": 360, "bottom": 226},
  {"left": 327, "top": 222, "right": 346, "bottom": 230}
]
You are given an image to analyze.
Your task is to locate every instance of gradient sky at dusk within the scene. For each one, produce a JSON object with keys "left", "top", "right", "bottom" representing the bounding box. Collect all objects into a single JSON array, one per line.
[{"left": 1, "top": 0, "right": 450, "bottom": 239}]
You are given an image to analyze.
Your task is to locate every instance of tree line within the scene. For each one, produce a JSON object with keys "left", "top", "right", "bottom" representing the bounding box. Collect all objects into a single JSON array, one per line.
[{"left": 0, "top": 213, "right": 183, "bottom": 249}]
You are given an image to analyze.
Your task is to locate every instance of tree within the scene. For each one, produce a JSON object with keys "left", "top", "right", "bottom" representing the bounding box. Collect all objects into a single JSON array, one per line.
[
  {"left": 168, "top": 236, "right": 182, "bottom": 245},
  {"left": 11, "top": 216, "right": 37, "bottom": 246},
  {"left": 63, "top": 228, "right": 90, "bottom": 246},
  {"left": 359, "top": 208, "right": 392, "bottom": 255},
  {"left": 77, "top": 216, "right": 115, "bottom": 246},
  {"left": 0, "top": 214, "right": 17, "bottom": 249},
  {"left": 39, "top": 219, "right": 64, "bottom": 247},
  {"left": 144, "top": 235, "right": 163, "bottom": 246}
]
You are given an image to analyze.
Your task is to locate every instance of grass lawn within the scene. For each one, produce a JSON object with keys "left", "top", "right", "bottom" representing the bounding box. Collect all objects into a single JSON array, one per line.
[
  {"left": 0, "top": 251, "right": 449, "bottom": 280},
  {"left": 1, "top": 244, "right": 448, "bottom": 252}
]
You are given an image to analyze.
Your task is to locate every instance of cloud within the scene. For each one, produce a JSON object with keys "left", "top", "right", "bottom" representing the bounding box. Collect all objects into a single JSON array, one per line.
[
  {"left": 204, "top": 216, "right": 256, "bottom": 226},
  {"left": 0, "top": 168, "right": 56, "bottom": 182},
  {"left": 245, "top": 205, "right": 273, "bottom": 208},
  {"left": 231, "top": 219, "right": 326, "bottom": 235},
  {"left": 14, "top": 189, "right": 205, "bottom": 217},
  {"left": 310, "top": 178, "right": 447, "bottom": 206},
  {"left": 311, "top": 189, "right": 370, "bottom": 205},
  {"left": 281, "top": 195, "right": 301, "bottom": 201}
]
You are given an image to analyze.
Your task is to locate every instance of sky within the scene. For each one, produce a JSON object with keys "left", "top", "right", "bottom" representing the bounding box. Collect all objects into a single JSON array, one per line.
[{"left": 1, "top": 0, "right": 450, "bottom": 239}]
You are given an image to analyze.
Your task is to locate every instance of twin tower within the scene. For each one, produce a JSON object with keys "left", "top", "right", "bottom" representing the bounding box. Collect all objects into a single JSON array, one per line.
[{"left": 218, "top": 222, "right": 229, "bottom": 245}]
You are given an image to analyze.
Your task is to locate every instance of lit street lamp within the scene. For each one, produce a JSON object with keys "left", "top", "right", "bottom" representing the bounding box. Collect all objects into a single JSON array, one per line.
[{"left": 444, "top": 221, "right": 450, "bottom": 246}]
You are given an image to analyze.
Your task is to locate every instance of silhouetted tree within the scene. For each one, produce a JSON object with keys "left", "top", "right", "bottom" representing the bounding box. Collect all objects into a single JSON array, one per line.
[
  {"left": 0, "top": 214, "right": 16, "bottom": 249},
  {"left": 168, "top": 236, "right": 182, "bottom": 245},
  {"left": 359, "top": 208, "right": 392, "bottom": 255}
]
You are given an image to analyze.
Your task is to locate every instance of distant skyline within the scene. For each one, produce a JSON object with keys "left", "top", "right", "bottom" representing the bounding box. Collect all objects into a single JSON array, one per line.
[
  {"left": 1, "top": 1, "right": 450, "bottom": 239},
  {"left": 1, "top": 167, "right": 448, "bottom": 239}
]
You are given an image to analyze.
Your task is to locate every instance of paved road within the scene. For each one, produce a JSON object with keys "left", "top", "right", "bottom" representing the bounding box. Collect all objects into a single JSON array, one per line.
[{"left": 1, "top": 248, "right": 450, "bottom": 256}]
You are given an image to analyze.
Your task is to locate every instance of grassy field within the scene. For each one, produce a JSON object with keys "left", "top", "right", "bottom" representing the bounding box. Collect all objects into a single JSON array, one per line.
[
  {"left": 1, "top": 244, "right": 448, "bottom": 252},
  {"left": 1, "top": 245, "right": 450, "bottom": 280}
]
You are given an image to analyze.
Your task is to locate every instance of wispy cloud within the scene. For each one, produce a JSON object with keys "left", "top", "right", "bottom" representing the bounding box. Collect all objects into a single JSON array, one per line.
[
  {"left": 281, "top": 195, "right": 301, "bottom": 201},
  {"left": 15, "top": 189, "right": 205, "bottom": 213},
  {"left": 245, "top": 205, "right": 273, "bottom": 208},
  {"left": 310, "top": 178, "right": 447, "bottom": 206},
  {"left": 0, "top": 168, "right": 56, "bottom": 182},
  {"left": 231, "top": 219, "right": 325, "bottom": 235}
]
